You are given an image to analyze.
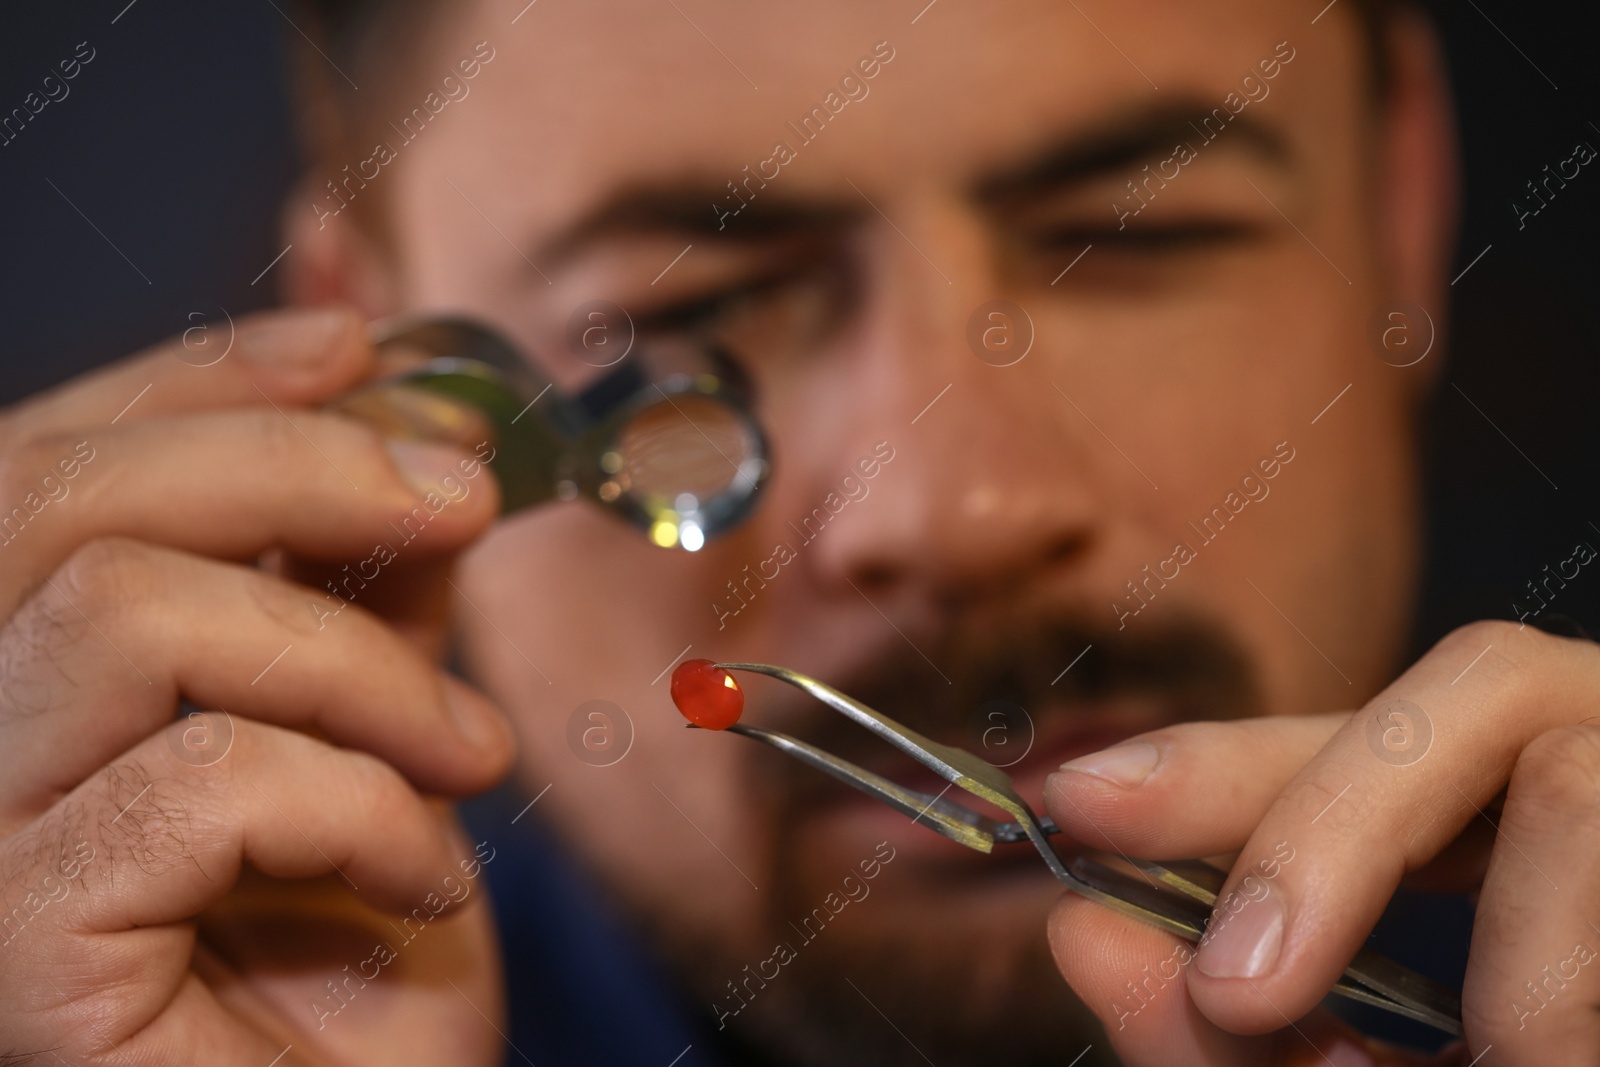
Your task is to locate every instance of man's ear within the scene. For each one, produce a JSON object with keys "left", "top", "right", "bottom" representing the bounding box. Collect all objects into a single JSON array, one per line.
[
  {"left": 278, "top": 177, "right": 401, "bottom": 317},
  {"left": 1374, "top": 8, "right": 1460, "bottom": 328}
]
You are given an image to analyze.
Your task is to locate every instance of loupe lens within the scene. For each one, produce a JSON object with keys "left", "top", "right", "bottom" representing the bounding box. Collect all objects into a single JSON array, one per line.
[{"left": 607, "top": 392, "right": 765, "bottom": 551}]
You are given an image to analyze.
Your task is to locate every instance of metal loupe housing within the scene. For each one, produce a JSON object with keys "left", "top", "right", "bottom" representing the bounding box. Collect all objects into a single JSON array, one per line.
[{"left": 333, "top": 317, "right": 769, "bottom": 550}]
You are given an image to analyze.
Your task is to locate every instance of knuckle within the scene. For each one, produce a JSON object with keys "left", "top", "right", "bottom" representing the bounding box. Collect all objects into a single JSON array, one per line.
[
  {"left": 1509, "top": 726, "right": 1600, "bottom": 816},
  {"left": 1437, "top": 617, "right": 1571, "bottom": 672},
  {"left": 0, "top": 540, "right": 179, "bottom": 725},
  {"left": 1434, "top": 619, "right": 1522, "bottom": 661},
  {"left": 56, "top": 537, "right": 158, "bottom": 618},
  {"left": 93, "top": 759, "right": 196, "bottom": 878},
  {"left": 1429, "top": 619, "right": 1559, "bottom": 709},
  {"left": 0, "top": 591, "right": 90, "bottom": 722}
]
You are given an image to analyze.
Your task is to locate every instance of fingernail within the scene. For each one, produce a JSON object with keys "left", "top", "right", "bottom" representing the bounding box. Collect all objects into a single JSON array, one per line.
[
  {"left": 1324, "top": 1040, "right": 1377, "bottom": 1067},
  {"left": 238, "top": 307, "right": 356, "bottom": 368},
  {"left": 386, "top": 438, "right": 468, "bottom": 499},
  {"left": 1059, "top": 741, "right": 1159, "bottom": 788},
  {"left": 1196, "top": 884, "right": 1285, "bottom": 979}
]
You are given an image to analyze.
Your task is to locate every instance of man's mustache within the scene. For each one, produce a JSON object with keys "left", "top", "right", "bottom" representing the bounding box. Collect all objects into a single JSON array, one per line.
[{"left": 745, "top": 609, "right": 1264, "bottom": 782}]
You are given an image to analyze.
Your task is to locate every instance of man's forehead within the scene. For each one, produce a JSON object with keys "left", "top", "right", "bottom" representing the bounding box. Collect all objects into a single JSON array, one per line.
[{"left": 401, "top": 0, "right": 1363, "bottom": 253}]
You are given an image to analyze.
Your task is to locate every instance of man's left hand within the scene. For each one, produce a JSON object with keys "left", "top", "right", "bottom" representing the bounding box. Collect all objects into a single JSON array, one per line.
[{"left": 1044, "top": 620, "right": 1600, "bottom": 1066}]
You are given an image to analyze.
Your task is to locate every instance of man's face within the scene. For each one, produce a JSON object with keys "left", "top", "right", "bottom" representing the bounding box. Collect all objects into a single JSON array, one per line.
[{"left": 315, "top": 0, "right": 1439, "bottom": 1060}]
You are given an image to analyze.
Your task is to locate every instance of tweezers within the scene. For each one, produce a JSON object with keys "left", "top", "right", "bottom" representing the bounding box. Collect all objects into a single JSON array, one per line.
[{"left": 706, "top": 662, "right": 1463, "bottom": 1036}]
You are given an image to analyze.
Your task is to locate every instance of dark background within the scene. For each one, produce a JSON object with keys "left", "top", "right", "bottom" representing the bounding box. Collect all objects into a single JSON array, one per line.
[{"left": 1, "top": 0, "right": 1596, "bottom": 1054}]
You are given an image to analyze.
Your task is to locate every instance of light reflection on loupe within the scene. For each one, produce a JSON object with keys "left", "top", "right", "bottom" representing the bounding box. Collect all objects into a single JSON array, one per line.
[
  {"left": 332, "top": 317, "right": 769, "bottom": 550},
  {"left": 611, "top": 393, "right": 765, "bottom": 550}
]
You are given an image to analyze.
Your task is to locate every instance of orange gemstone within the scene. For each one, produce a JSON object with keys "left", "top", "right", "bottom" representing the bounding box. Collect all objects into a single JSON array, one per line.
[{"left": 671, "top": 659, "right": 744, "bottom": 730}]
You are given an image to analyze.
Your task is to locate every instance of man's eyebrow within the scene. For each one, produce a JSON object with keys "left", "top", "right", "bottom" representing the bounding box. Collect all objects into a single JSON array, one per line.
[
  {"left": 533, "top": 101, "right": 1289, "bottom": 265},
  {"left": 535, "top": 181, "right": 859, "bottom": 268},
  {"left": 973, "top": 98, "right": 1292, "bottom": 206}
]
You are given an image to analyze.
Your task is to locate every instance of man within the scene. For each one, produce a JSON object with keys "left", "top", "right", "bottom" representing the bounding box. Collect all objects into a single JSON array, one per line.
[{"left": 0, "top": 0, "right": 1590, "bottom": 1064}]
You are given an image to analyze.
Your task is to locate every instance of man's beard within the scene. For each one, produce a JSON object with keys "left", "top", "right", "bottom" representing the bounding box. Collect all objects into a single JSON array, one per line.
[{"left": 662, "top": 605, "right": 1261, "bottom": 1067}]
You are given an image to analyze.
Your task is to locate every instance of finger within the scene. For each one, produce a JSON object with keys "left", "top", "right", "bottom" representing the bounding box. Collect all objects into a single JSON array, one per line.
[
  {"left": 2, "top": 720, "right": 489, "bottom": 1063},
  {"left": 1459, "top": 724, "right": 1600, "bottom": 1065},
  {"left": 1046, "top": 893, "right": 1384, "bottom": 1066},
  {"left": 1044, "top": 714, "right": 1348, "bottom": 857},
  {"left": 1180, "top": 622, "right": 1600, "bottom": 1033},
  {"left": 0, "top": 538, "right": 513, "bottom": 826},
  {"left": 0, "top": 410, "right": 500, "bottom": 617},
  {"left": 6, "top": 305, "right": 372, "bottom": 433},
  {"left": 37, "top": 719, "right": 480, "bottom": 928}
]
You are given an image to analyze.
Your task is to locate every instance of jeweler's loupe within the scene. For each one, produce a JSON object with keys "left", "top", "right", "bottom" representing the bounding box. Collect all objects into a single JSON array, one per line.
[{"left": 332, "top": 317, "right": 769, "bottom": 550}]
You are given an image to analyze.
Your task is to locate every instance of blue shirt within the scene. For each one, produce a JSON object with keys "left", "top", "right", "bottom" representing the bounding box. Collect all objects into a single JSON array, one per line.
[{"left": 460, "top": 787, "right": 742, "bottom": 1067}]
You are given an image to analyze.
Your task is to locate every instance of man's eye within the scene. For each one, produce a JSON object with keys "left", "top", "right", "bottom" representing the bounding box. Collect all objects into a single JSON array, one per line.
[
  {"left": 635, "top": 286, "right": 747, "bottom": 333},
  {"left": 635, "top": 262, "right": 852, "bottom": 364},
  {"left": 634, "top": 263, "right": 814, "bottom": 332}
]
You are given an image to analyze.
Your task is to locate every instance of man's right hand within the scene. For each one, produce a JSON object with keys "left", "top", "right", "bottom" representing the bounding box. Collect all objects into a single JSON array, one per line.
[{"left": 0, "top": 307, "right": 517, "bottom": 1066}]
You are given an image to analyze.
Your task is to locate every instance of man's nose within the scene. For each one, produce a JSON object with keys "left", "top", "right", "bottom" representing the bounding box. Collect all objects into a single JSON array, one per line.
[{"left": 805, "top": 194, "right": 1100, "bottom": 610}]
